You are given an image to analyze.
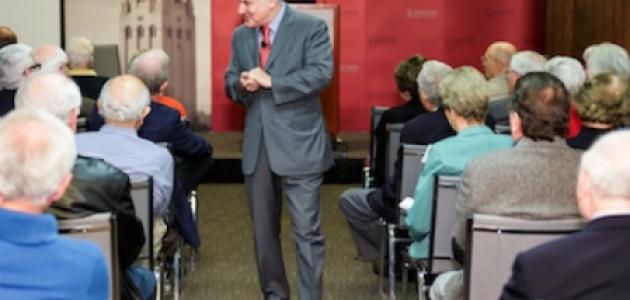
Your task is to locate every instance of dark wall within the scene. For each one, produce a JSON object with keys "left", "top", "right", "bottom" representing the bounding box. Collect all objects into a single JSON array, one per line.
[{"left": 546, "top": 0, "right": 630, "bottom": 58}]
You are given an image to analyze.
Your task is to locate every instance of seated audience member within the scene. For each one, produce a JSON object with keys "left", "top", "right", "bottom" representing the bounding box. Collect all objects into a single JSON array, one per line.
[
  {"left": 67, "top": 36, "right": 109, "bottom": 104},
  {"left": 431, "top": 72, "right": 583, "bottom": 300},
  {"left": 583, "top": 42, "right": 630, "bottom": 79},
  {"left": 490, "top": 50, "right": 546, "bottom": 126},
  {"left": 481, "top": 41, "right": 517, "bottom": 101},
  {"left": 404, "top": 66, "right": 513, "bottom": 259},
  {"left": 502, "top": 130, "right": 630, "bottom": 299},
  {"left": 568, "top": 72, "right": 627, "bottom": 150},
  {"left": 0, "top": 26, "right": 17, "bottom": 49},
  {"left": 34, "top": 44, "right": 69, "bottom": 73},
  {"left": 0, "top": 43, "right": 39, "bottom": 116},
  {"left": 126, "top": 48, "right": 212, "bottom": 193},
  {"left": 544, "top": 56, "right": 587, "bottom": 138},
  {"left": 15, "top": 72, "right": 154, "bottom": 300},
  {"left": 621, "top": 88, "right": 630, "bottom": 128},
  {"left": 89, "top": 48, "right": 213, "bottom": 194},
  {"left": 0, "top": 109, "right": 108, "bottom": 299},
  {"left": 76, "top": 75, "right": 174, "bottom": 254},
  {"left": 373, "top": 54, "right": 426, "bottom": 186},
  {"left": 338, "top": 60, "right": 453, "bottom": 262}
]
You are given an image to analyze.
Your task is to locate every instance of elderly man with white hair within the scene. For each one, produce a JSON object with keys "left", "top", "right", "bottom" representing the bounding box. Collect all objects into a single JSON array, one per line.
[
  {"left": 0, "top": 108, "right": 108, "bottom": 299},
  {"left": 544, "top": 56, "right": 587, "bottom": 138},
  {"left": 76, "top": 75, "right": 174, "bottom": 256},
  {"left": 583, "top": 42, "right": 630, "bottom": 79},
  {"left": 67, "top": 36, "right": 108, "bottom": 102},
  {"left": 481, "top": 41, "right": 517, "bottom": 101},
  {"left": 0, "top": 43, "right": 39, "bottom": 116},
  {"left": 15, "top": 72, "right": 155, "bottom": 300},
  {"left": 34, "top": 44, "right": 68, "bottom": 73},
  {"left": 502, "top": 130, "right": 630, "bottom": 299},
  {"left": 338, "top": 60, "right": 455, "bottom": 267},
  {"left": 489, "top": 50, "right": 547, "bottom": 127}
]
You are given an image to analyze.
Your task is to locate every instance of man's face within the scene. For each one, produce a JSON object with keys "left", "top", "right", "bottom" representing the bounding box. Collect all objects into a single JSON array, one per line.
[
  {"left": 481, "top": 51, "right": 497, "bottom": 79},
  {"left": 239, "top": 0, "right": 274, "bottom": 28}
]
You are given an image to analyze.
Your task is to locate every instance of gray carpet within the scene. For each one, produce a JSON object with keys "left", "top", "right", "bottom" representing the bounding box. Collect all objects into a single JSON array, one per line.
[{"left": 180, "top": 183, "right": 388, "bottom": 299}]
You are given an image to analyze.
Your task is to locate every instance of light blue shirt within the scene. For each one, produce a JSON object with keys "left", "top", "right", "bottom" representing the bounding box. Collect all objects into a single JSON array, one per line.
[
  {"left": 76, "top": 124, "right": 174, "bottom": 216},
  {"left": 257, "top": 2, "right": 286, "bottom": 47},
  {"left": 405, "top": 125, "right": 513, "bottom": 259}
]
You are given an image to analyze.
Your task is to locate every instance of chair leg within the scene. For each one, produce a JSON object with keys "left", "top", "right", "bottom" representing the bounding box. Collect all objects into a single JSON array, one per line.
[
  {"left": 173, "top": 243, "right": 181, "bottom": 300},
  {"left": 401, "top": 260, "right": 410, "bottom": 300},
  {"left": 379, "top": 220, "right": 387, "bottom": 298},
  {"left": 388, "top": 224, "right": 396, "bottom": 299},
  {"left": 417, "top": 270, "right": 425, "bottom": 300}
]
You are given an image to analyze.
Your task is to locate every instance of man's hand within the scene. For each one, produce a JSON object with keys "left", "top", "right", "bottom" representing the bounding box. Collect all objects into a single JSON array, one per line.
[
  {"left": 240, "top": 71, "right": 260, "bottom": 92},
  {"left": 248, "top": 67, "right": 272, "bottom": 89}
]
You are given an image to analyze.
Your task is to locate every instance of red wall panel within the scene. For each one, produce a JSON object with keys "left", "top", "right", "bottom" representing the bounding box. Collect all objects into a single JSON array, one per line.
[{"left": 211, "top": 0, "right": 544, "bottom": 132}]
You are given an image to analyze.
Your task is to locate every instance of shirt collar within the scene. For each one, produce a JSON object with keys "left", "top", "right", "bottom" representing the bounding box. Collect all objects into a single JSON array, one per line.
[
  {"left": 457, "top": 125, "right": 493, "bottom": 137},
  {"left": 100, "top": 124, "right": 139, "bottom": 138},
  {"left": 0, "top": 208, "right": 58, "bottom": 244},
  {"left": 262, "top": 2, "right": 286, "bottom": 41}
]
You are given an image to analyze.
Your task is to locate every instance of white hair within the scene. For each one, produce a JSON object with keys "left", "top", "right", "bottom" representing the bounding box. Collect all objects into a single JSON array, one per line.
[
  {"left": 15, "top": 72, "right": 81, "bottom": 124},
  {"left": 99, "top": 75, "right": 150, "bottom": 122},
  {"left": 581, "top": 130, "right": 630, "bottom": 199},
  {"left": 509, "top": 50, "right": 546, "bottom": 76},
  {"left": 35, "top": 45, "right": 68, "bottom": 73},
  {"left": 0, "top": 108, "right": 76, "bottom": 205},
  {"left": 583, "top": 42, "right": 630, "bottom": 79},
  {"left": 67, "top": 36, "right": 94, "bottom": 69},
  {"left": 0, "top": 43, "right": 34, "bottom": 90},
  {"left": 544, "top": 56, "right": 586, "bottom": 96},
  {"left": 416, "top": 60, "right": 453, "bottom": 106},
  {"left": 128, "top": 48, "right": 170, "bottom": 94}
]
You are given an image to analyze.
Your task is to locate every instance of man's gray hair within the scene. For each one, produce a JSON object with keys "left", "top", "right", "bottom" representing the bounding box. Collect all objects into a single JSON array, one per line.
[
  {"left": 0, "top": 43, "right": 34, "bottom": 90},
  {"left": 0, "top": 108, "right": 76, "bottom": 205},
  {"left": 99, "top": 75, "right": 150, "bottom": 122},
  {"left": 128, "top": 48, "right": 170, "bottom": 94},
  {"left": 35, "top": 44, "right": 68, "bottom": 73},
  {"left": 416, "top": 60, "right": 453, "bottom": 106},
  {"left": 67, "top": 36, "right": 94, "bottom": 69},
  {"left": 15, "top": 72, "right": 81, "bottom": 124},
  {"left": 583, "top": 42, "right": 630, "bottom": 79},
  {"left": 544, "top": 56, "right": 586, "bottom": 96},
  {"left": 580, "top": 130, "right": 630, "bottom": 199},
  {"left": 510, "top": 50, "right": 546, "bottom": 76}
]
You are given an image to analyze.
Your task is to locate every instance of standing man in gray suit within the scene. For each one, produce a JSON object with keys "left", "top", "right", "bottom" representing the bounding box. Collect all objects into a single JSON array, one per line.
[{"left": 224, "top": 0, "right": 333, "bottom": 299}]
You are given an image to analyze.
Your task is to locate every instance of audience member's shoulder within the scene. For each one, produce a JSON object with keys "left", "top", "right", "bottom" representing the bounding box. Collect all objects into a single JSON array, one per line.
[
  {"left": 56, "top": 235, "right": 105, "bottom": 262},
  {"left": 74, "top": 155, "right": 129, "bottom": 182},
  {"left": 150, "top": 101, "right": 180, "bottom": 122}
]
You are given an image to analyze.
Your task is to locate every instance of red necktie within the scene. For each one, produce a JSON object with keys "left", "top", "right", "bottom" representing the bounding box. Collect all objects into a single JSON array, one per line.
[{"left": 260, "top": 25, "right": 271, "bottom": 68}]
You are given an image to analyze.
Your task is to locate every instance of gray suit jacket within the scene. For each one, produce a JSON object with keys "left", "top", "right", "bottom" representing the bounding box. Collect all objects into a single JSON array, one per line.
[
  {"left": 454, "top": 137, "right": 583, "bottom": 250},
  {"left": 225, "top": 6, "right": 334, "bottom": 176}
]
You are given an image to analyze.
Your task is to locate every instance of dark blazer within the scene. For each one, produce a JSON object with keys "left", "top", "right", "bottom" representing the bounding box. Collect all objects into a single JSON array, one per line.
[
  {"left": 88, "top": 101, "right": 212, "bottom": 159},
  {"left": 49, "top": 156, "right": 145, "bottom": 300},
  {"left": 224, "top": 6, "right": 334, "bottom": 176},
  {"left": 0, "top": 89, "right": 16, "bottom": 117},
  {"left": 488, "top": 95, "right": 513, "bottom": 126},
  {"left": 373, "top": 99, "right": 426, "bottom": 186},
  {"left": 567, "top": 126, "right": 612, "bottom": 150},
  {"left": 502, "top": 215, "right": 630, "bottom": 300},
  {"left": 367, "top": 108, "right": 455, "bottom": 221}
]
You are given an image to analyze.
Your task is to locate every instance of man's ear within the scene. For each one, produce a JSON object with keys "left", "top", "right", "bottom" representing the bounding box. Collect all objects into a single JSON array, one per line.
[
  {"left": 48, "top": 174, "right": 73, "bottom": 204},
  {"left": 159, "top": 81, "right": 169, "bottom": 94},
  {"left": 509, "top": 111, "right": 523, "bottom": 141}
]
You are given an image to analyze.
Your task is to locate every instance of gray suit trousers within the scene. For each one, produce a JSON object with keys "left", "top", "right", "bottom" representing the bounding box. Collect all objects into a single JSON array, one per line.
[{"left": 245, "top": 139, "right": 325, "bottom": 300}]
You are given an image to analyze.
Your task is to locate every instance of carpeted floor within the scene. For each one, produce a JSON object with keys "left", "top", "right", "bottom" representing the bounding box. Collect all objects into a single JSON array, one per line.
[{"left": 180, "top": 183, "right": 389, "bottom": 299}]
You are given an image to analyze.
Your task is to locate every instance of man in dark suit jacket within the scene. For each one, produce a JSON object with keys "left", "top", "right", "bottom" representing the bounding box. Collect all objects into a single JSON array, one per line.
[
  {"left": 372, "top": 55, "right": 426, "bottom": 186},
  {"left": 339, "top": 60, "right": 454, "bottom": 261},
  {"left": 502, "top": 130, "right": 630, "bottom": 300},
  {"left": 224, "top": 1, "right": 333, "bottom": 299}
]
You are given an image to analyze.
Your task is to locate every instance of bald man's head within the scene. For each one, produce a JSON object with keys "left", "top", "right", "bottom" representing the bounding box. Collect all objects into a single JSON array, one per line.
[{"left": 482, "top": 41, "right": 517, "bottom": 79}]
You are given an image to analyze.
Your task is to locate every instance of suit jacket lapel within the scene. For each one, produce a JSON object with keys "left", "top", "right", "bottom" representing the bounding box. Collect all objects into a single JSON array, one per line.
[
  {"left": 245, "top": 27, "right": 259, "bottom": 67},
  {"left": 266, "top": 6, "right": 294, "bottom": 70}
]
